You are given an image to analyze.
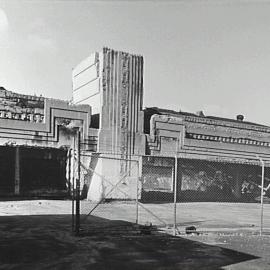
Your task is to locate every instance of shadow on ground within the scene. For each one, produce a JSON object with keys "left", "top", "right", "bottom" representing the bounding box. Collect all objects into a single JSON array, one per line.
[{"left": 0, "top": 215, "right": 258, "bottom": 270}]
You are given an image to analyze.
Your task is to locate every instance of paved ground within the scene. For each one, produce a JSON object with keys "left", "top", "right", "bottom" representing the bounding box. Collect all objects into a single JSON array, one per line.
[
  {"left": 0, "top": 200, "right": 270, "bottom": 269},
  {"left": 80, "top": 201, "right": 270, "bottom": 233}
]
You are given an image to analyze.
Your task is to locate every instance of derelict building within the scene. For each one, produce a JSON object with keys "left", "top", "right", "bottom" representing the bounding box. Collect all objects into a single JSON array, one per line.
[{"left": 1, "top": 47, "right": 270, "bottom": 202}]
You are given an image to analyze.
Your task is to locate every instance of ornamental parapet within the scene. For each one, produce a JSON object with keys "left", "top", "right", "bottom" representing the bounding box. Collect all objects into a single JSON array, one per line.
[{"left": 184, "top": 115, "right": 270, "bottom": 134}]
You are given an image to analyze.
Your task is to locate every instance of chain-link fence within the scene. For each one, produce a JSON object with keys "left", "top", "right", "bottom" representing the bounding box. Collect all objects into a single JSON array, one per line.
[
  {"left": 140, "top": 156, "right": 270, "bottom": 235},
  {"left": 71, "top": 151, "right": 141, "bottom": 235},
  {"left": 71, "top": 150, "right": 270, "bottom": 236}
]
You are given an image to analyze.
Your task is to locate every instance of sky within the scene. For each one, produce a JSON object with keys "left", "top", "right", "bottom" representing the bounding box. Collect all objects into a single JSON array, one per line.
[{"left": 1, "top": 0, "right": 270, "bottom": 125}]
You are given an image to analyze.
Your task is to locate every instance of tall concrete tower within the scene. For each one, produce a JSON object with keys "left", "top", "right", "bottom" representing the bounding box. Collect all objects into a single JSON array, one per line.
[
  {"left": 73, "top": 47, "right": 145, "bottom": 157},
  {"left": 72, "top": 47, "right": 145, "bottom": 200}
]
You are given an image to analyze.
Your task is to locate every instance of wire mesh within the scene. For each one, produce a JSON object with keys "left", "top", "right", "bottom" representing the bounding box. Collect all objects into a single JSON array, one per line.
[
  {"left": 72, "top": 153, "right": 270, "bottom": 236},
  {"left": 76, "top": 155, "right": 140, "bottom": 234},
  {"left": 139, "top": 156, "right": 270, "bottom": 235}
]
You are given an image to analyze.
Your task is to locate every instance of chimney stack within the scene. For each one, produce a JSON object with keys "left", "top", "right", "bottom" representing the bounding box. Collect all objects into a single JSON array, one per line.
[
  {"left": 236, "top": 114, "right": 244, "bottom": 121},
  {"left": 196, "top": 111, "right": 205, "bottom": 117}
]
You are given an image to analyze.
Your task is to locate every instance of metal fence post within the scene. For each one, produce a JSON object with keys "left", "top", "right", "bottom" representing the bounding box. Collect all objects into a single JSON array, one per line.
[
  {"left": 67, "top": 149, "right": 71, "bottom": 197},
  {"left": 136, "top": 157, "right": 142, "bottom": 225},
  {"left": 260, "top": 159, "right": 265, "bottom": 236},
  {"left": 136, "top": 174, "right": 139, "bottom": 224},
  {"left": 174, "top": 155, "right": 178, "bottom": 236},
  {"left": 257, "top": 155, "right": 265, "bottom": 236},
  {"left": 75, "top": 129, "right": 81, "bottom": 236},
  {"left": 71, "top": 136, "right": 76, "bottom": 233}
]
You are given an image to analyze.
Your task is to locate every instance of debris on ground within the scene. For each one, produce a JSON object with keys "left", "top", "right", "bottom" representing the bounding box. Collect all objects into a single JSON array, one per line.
[
  {"left": 139, "top": 222, "right": 154, "bottom": 235},
  {"left": 185, "top": 226, "right": 199, "bottom": 235}
]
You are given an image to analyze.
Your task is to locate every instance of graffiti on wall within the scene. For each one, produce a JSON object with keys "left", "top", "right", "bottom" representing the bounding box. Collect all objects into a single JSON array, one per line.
[
  {"left": 142, "top": 166, "right": 173, "bottom": 192},
  {"left": 181, "top": 170, "right": 232, "bottom": 194}
]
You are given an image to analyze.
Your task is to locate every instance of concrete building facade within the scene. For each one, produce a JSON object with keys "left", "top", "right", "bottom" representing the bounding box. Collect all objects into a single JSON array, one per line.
[
  {"left": 1, "top": 47, "right": 270, "bottom": 202},
  {"left": 72, "top": 47, "right": 270, "bottom": 203},
  {"left": 0, "top": 86, "right": 91, "bottom": 197},
  {"left": 142, "top": 108, "right": 270, "bottom": 202}
]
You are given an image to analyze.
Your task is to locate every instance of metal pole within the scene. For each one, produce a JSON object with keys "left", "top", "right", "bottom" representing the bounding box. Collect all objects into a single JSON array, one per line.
[
  {"left": 67, "top": 149, "right": 71, "bottom": 197},
  {"left": 173, "top": 134, "right": 181, "bottom": 236},
  {"left": 71, "top": 137, "right": 76, "bottom": 232},
  {"left": 75, "top": 129, "right": 81, "bottom": 236},
  {"left": 136, "top": 163, "right": 139, "bottom": 224},
  {"left": 257, "top": 155, "right": 265, "bottom": 236},
  {"left": 260, "top": 160, "right": 265, "bottom": 236},
  {"left": 174, "top": 156, "right": 178, "bottom": 236}
]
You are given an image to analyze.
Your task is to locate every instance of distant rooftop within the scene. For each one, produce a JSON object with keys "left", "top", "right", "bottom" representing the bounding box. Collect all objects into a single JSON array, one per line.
[
  {"left": 0, "top": 86, "right": 45, "bottom": 103},
  {"left": 144, "top": 107, "right": 269, "bottom": 129}
]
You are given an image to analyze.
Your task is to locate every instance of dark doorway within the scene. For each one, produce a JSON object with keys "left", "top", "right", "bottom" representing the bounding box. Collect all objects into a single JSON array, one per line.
[
  {"left": 90, "top": 114, "right": 100, "bottom": 129},
  {"left": 0, "top": 146, "right": 67, "bottom": 198},
  {"left": 20, "top": 147, "right": 67, "bottom": 197},
  {"left": 0, "top": 146, "right": 15, "bottom": 196}
]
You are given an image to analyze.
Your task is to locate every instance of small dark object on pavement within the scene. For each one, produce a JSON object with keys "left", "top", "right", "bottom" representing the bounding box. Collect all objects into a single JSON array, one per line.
[
  {"left": 139, "top": 222, "right": 153, "bottom": 235},
  {"left": 185, "top": 226, "right": 198, "bottom": 235}
]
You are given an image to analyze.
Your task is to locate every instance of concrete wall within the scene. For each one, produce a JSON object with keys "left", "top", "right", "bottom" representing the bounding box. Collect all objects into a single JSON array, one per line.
[
  {"left": 147, "top": 113, "right": 270, "bottom": 165},
  {"left": 72, "top": 53, "right": 101, "bottom": 115},
  {"left": 140, "top": 155, "right": 270, "bottom": 202},
  {"left": 72, "top": 48, "right": 145, "bottom": 201},
  {"left": 98, "top": 48, "right": 144, "bottom": 157},
  {"left": 0, "top": 96, "right": 91, "bottom": 150},
  {"left": 0, "top": 88, "right": 92, "bottom": 197},
  {"left": 80, "top": 153, "right": 141, "bottom": 201},
  {"left": 72, "top": 47, "right": 145, "bottom": 157}
]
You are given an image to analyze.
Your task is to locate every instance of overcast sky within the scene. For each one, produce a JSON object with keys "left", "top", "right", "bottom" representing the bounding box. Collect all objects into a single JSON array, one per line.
[{"left": 1, "top": 0, "right": 270, "bottom": 125}]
